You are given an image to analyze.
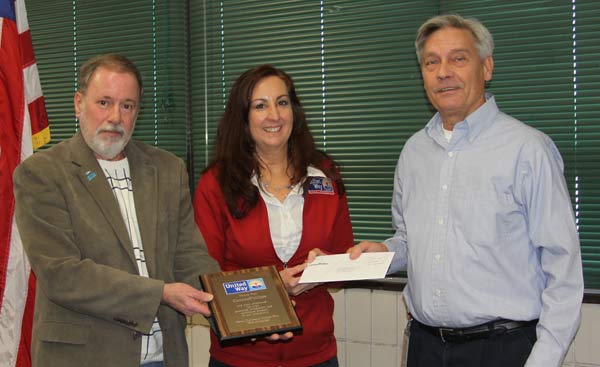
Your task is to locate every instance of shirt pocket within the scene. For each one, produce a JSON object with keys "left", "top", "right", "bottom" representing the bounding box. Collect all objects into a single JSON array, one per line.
[{"left": 460, "top": 189, "right": 518, "bottom": 247}]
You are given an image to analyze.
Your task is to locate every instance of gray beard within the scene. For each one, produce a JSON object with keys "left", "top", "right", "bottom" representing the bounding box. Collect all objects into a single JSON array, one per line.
[{"left": 89, "top": 135, "right": 128, "bottom": 160}]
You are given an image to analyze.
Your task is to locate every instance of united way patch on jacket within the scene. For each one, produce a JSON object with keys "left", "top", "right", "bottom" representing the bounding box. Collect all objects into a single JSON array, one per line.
[{"left": 306, "top": 177, "right": 334, "bottom": 195}]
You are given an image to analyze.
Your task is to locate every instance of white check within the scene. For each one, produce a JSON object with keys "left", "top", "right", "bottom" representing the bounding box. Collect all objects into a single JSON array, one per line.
[{"left": 298, "top": 252, "right": 395, "bottom": 283}]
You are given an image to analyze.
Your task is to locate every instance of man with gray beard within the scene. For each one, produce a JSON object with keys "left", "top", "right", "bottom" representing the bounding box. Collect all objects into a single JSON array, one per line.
[{"left": 13, "top": 53, "right": 219, "bottom": 367}]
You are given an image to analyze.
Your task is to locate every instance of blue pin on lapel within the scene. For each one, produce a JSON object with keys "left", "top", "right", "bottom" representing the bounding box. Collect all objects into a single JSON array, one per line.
[{"left": 85, "top": 171, "right": 96, "bottom": 181}]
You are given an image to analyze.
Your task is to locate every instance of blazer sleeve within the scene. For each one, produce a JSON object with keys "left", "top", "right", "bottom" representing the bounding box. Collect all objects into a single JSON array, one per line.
[
  {"left": 172, "top": 159, "right": 220, "bottom": 286},
  {"left": 14, "top": 158, "right": 163, "bottom": 333}
]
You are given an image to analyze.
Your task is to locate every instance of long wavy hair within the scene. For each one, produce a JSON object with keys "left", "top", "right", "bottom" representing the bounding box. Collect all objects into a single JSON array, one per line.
[{"left": 207, "top": 64, "right": 344, "bottom": 218}]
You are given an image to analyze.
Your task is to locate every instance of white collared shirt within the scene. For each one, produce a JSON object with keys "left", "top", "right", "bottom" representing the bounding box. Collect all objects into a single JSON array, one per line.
[{"left": 251, "top": 166, "right": 326, "bottom": 265}]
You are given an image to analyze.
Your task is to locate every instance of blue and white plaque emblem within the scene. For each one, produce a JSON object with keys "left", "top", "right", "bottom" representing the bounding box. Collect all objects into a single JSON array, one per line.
[{"left": 223, "top": 278, "right": 267, "bottom": 295}]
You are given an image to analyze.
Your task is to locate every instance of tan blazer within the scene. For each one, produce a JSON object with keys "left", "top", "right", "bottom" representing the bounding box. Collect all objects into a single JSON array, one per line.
[{"left": 13, "top": 132, "right": 219, "bottom": 367}]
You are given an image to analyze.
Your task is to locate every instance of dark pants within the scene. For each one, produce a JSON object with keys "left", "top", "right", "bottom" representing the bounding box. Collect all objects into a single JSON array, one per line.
[
  {"left": 407, "top": 320, "right": 536, "bottom": 367},
  {"left": 208, "top": 356, "right": 338, "bottom": 367}
]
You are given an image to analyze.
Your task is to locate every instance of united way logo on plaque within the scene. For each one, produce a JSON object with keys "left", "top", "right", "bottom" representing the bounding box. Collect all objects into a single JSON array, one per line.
[{"left": 223, "top": 278, "right": 267, "bottom": 294}]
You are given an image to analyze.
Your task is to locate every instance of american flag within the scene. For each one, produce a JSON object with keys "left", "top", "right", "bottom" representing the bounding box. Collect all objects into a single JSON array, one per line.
[{"left": 0, "top": 0, "right": 50, "bottom": 365}]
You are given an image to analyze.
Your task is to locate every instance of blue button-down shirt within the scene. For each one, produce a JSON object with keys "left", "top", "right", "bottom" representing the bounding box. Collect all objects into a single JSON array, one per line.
[{"left": 384, "top": 94, "right": 583, "bottom": 367}]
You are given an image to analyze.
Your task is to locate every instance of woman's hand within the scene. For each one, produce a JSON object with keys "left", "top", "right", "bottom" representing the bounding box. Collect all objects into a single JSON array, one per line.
[
  {"left": 279, "top": 248, "right": 327, "bottom": 296},
  {"left": 264, "top": 330, "right": 295, "bottom": 342},
  {"left": 280, "top": 263, "right": 313, "bottom": 296},
  {"left": 306, "top": 247, "right": 327, "bottom": 262}
]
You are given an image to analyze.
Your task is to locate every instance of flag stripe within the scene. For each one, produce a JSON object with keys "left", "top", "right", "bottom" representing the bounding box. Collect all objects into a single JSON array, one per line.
[
  {"left": 23, "top": 64, "right": 42, "bottom": 103},
  {"left": 0, "top": 0, "right": 50, "bottom": 366},
  {"left": 14, "top": 0, "right": 26, "bottom": 33},
  {"left": 19, "top": 30, "right": 33, "bottom": 68},
  {"left": 16, "top": 273, "right": 35, "bottom": 366},
  {"left": 0, "top": 218, "right": 29, "bottom": 366},
  {"left": 0, "top": 6, "right": 23, "bottom": 309},
  {"left": 28, "top": 99, "right": 50, "bottom": 150}
]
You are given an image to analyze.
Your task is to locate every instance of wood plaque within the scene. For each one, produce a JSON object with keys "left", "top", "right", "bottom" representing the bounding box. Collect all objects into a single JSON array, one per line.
[{"left": 199, "top": 265, "right": 302, "bottom": 342}]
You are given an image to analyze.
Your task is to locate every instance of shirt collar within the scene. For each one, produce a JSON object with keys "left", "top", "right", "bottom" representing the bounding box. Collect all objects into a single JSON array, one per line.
[
  {"left": 251, "top": 166, "right": 326, "bottom": 196},
  {"left": 306, "top": 166, "right": 326, "bottom": 178},
  {"left": 426, "top": 92, "right": 499, "bottom": 144}
]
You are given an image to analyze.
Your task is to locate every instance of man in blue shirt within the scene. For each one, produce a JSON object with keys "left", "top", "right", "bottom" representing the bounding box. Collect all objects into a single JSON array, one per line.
[{"left": 349, "top": 14, "right": 583, "bottom": 367}]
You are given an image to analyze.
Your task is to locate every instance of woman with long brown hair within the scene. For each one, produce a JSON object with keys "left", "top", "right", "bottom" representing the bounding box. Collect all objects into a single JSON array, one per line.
[{"left": 194, "top": 65, "right": 353, "bottom": 367}]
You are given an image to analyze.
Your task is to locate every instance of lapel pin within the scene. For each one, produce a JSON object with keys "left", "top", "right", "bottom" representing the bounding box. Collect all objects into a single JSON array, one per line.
[{"left": 85, "top": 171, "right": 97, "bottom": 181}]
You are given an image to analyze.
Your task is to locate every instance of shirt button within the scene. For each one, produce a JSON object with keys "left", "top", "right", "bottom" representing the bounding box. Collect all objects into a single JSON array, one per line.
[
  {"left": 442, "top": 184, "right": 448, "bottom": 190},
  {"left": 435, "top": 254, "right": 442, "bottom": 262},
  {"left": 438, "top": 219, "right": 444, "bottom": 225},
  {"left": 435, "top": 289, "right": 441, "bottom": 297},
  {"left": 448, "top": 152, "right": 454, "bottom": 158}
]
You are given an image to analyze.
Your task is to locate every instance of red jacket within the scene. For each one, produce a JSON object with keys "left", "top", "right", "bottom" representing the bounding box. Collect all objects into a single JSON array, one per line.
[{"left": 194, "top": 166, "right": 354, "bottom": 367}]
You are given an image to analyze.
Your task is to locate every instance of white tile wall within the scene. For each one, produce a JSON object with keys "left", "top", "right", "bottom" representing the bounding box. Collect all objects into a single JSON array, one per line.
[
  {"left": 371, "top": 291, "right": 398, "bottom": 345},
  {"left": 331, "top": 288, "right": 346, "bottom": 338},
  {"left": 345, "top": 342, "right": 371, "bottom": 367},
  {"left": 572, "top": 303, "right": 600, "bottom": 365},
  {"left": 187, "top": 290, "right": 600, "bottom": 367},
  {"left": 336, "top": 288, "right": 406, "bottom": 367},
  {"left": 337, "top": 340, "right": 346, "bottom": 367},
  {"left": 345, "top": 288, "right": 372, "bottom": 343},
  {"left": 371, "top": 344, "right": 398, "bottom": 367},
  {"left": 187, "top": 314, "right": 211, "bottom": 367}
]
